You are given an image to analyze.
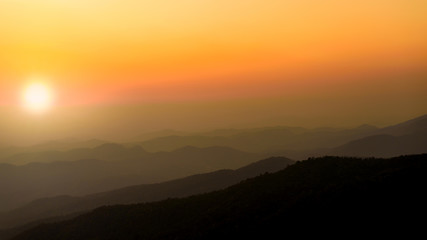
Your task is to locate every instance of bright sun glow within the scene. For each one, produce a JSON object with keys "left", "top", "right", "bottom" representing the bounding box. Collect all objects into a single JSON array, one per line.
[{"left": 23, "top": 83, "right": 54, "bottom": 113}]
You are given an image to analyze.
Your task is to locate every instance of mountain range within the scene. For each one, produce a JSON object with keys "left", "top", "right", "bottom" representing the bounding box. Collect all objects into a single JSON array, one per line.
[
  {"left": 1, "top": 114, "right": 426, "bottom": 211},
  {"left": 0, "top": 114, "right": 425, "bottom": 239},
  {"left": 0, "top": 157, "right": 294, "bottom": 236},
  {"left": 3, "top": 114, "right": 426, "bottom": 163},
  {"left": 134, "top": 125, "right": 380, "bottom": 153},
  {"left": 10, "top": 154, "right": 427, "bottom": 239},
  {"left": 0, "top": 146, "right": 261, "bottom": 211},
  {"left": 263, "top": 114, "right": 427, "bottom": 159}
]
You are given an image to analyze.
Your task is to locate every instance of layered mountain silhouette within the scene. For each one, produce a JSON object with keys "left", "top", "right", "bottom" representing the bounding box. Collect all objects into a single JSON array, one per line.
[
  {"left": 3, "top": 114, "right": 426, "bottom": 164},
  {"left": 379, "top": 114, "right": 427, "bottom": 135},
  {"left": 0, "top": 143, "right": 145, "bottom": 165},
  {"left": 329, "top": 133, "right": 427, "bottom": 157},
  {"left": 134, "top": 114, "right": 427, "bottom": 157},
  {"left": 10, "top": 154, "right": 426, "bottom": 240},
  {"left": 327, "top": 114, "right": 427, "bottom": 157},
  {"left": 0, "top": 139, "right": 109, "bottom": 162},
  {"left": 0, "top": 114, "right": 426, "bottom": 239},
  {"left": 265, "top": 114, "right": 427, "bottom": 159},
  {"left": 136, "top": 125, "right": 379, "bottom": 153},
  {"left": 0, "top": 146, "right": 261, "bottom": 211},
  {"left": 0, "top": 157, "right": 293, "bottom": 235}
]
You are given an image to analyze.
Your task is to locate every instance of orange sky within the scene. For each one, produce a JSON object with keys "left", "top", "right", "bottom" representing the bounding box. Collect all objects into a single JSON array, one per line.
[{"left": 0, "top": 0, "right": 426, "bottom": 144}]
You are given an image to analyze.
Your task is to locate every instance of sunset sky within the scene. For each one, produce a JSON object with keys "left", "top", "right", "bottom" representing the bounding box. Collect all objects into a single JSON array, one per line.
[{"left": 1, "top": 0, "right": 426, "bottom": 145}]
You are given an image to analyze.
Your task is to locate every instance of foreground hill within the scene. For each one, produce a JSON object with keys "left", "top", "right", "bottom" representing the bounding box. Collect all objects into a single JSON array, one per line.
[
  {"left": 0, "top": 146, "right": 260, "bottom": 211},
  {"left": 0, "top": 157, "right": 294, "bottom": 230},
  {"left": 12, "top": 154, "right": 427, "bottom": 239}
]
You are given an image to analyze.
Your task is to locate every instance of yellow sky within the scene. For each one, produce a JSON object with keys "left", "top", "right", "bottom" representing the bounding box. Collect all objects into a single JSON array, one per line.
[
  {"left": 1, "top": 1, "right": 425, "bottom": 89},
  {"left": 0, "top": 0, "right": 426, "bottom": 144}
]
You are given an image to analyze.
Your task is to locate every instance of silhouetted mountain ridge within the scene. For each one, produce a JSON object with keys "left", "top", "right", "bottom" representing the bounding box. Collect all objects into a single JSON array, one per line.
[
  {"left": 0, "top": 143, "right": 148, "bottom": 165},
  {"left": 0, "top": 139, "right": 110, "bottom": 161},
  {"left": 329, "top": 132, "right": 427, "bottom": 157},
  {"left": 136, "top": 124, "right": 380, "bottom": 153},
  {"left": 11, "top": 154, "right": 427, "bottom": 239},
  {"left": 380, "top": 114, "right": 427, "bottom": 135},
  {"left": 0, "top": 157, "right": 293, "bottom": 231},
  {"left": 0, "top": 146, "right": 260, "bottom": 211},
  {"left": 264, "top": 114, "right": 427, "bottom": 159}
]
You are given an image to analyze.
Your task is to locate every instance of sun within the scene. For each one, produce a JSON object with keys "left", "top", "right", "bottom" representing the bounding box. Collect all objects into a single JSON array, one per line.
[{"left": 23, "top": 82, "right": 54, "bottom": 113}]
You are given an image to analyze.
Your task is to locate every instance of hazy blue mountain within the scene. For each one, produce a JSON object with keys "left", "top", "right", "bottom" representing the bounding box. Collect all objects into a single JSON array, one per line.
[
  {"left": 0, "top": 157, "right": 293, "bottom": 230},
  {"left": 10, "top": 154, "right": 426, "bottom": 240},
  {"left": 0, "top": 146, "right": 260, "bottom": 211}
]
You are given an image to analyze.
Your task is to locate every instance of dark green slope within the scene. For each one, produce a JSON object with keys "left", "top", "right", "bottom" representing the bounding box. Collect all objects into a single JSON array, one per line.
[{"left": 13, "top": 154, "right": 427, "bottom": 240}]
